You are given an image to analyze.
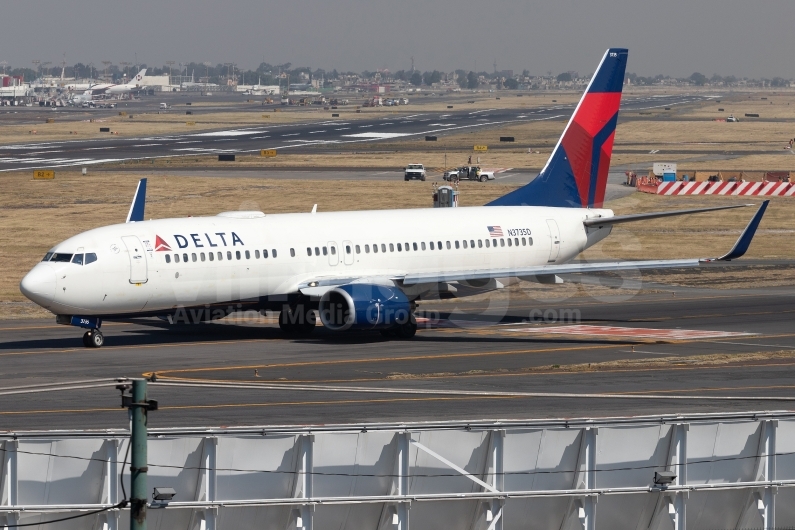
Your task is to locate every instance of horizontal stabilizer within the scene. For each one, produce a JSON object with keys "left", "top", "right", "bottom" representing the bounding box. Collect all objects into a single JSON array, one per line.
[{"left": 583, "top": 204, "right": 753, "bottom": 227}]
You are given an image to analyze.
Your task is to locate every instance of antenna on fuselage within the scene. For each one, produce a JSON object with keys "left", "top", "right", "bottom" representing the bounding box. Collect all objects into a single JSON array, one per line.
[{"left": 126, "top": 178, "right": 147, "bottom": 223}]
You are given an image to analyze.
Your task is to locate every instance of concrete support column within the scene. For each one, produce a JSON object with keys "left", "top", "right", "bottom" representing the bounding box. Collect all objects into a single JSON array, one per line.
[
  {"left": 1, "top": 440, "right": 18, "bottom": 529},
  {"left": 488, "top": 430, "right": 505, "bottom": 530},
  {"left": 669, "top": 423, "right": 688, "bottom": 530}
]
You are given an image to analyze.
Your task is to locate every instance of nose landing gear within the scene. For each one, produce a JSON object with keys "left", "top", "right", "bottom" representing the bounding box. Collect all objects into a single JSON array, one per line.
[{"left": 82, "top": 328, "right": 104, "bottom": 348}]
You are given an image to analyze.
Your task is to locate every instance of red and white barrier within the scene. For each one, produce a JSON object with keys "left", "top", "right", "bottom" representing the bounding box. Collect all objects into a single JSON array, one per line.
[{"left": 643, "top": 181, "right": 795, "bottom": 196}]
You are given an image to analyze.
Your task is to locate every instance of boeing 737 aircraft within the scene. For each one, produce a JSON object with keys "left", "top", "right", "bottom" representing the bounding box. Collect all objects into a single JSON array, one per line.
[{"left": 20, "top": 49, "right": 769, "bottom": 347}]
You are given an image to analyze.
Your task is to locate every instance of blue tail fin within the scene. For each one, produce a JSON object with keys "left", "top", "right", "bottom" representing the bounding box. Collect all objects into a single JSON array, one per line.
[
  {"left": 126, "top": 178, "right": 147, "bottom": 223},
  {"left": 488, "top": 48, "right": 628, "bottom": 208}
]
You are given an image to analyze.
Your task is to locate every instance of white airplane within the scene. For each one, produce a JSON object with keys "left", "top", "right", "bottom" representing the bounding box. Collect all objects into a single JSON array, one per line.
[
  {"left": 104, "top": 68, "right": 147, "bottom": 95},
  {"left": 20, "top": 49, "right": 769, "bottom": 348}
]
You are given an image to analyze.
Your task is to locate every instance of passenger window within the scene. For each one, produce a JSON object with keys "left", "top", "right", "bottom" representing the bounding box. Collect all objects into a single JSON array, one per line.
[
  {"left": 183, "top": 253, "right": 189, "bottom": 262},
  {"left": 405, "top": 242, "right": 410, "bottom": 251},
  {"left": 346, "top": 245, "right": 351, "bottom": 254},
  {"left": 478, "top": 240, "right": 483, "bottom": 248},
  {"left": 500, "top": 239, "right": 505, "bottom": 247},
  {"left": 315, "top": 247, "right": 320, "bottom": 256},
  {"left": 421, "top": 242, "right": 426, "bottom": 250},
  {"left": 455, "top": 241, "right": 460, "bottom": 249},
  {"left": 323, "top": 247, "right": 328, "bottom": 256},
  {"left": 438, "top": 241, "right": 442, "bottom": 250},
  {"left": 446, "top": 241, "right": 451, "bottom": 250},
  {"left": 201, "top": 252, "right": 206, "bottom": 261},
  {"left": 373, "top": 244, "right": 378, "bottom": 254},
  {"left": 413, "top": 243, "right": 418, "bottom": 251},
  {"left": 209, "top": 252, "right": 214, "bottom": 262},
  {"left": 165, "top": 254, "right": 171, "bottom": 264},
  {"left": 470, "top": 240, "right": 475, "bottom": 248},
  {"left": 507, "top": 238, "right": 512, "bottom": 247},
  {"left": 227, "top": 251, "right": 232, "bottom": 260},
  {"left": 218, "top": 252, "right": 223, "bottom": 260},
  {"left": 389, "top": 243, "right": 394, "bottom": 252},
  {"left": 485, "top": 240, "right": 490, "bottom": 248},
  {"left": 263, "top": 249, "right": 268, "bottom": 258},
  {"left": 365, "top": 244, "right": 370, "bottom": 253},
  {"left": 255, "top": 250, "right": 260, "bottom": 259},
  {"left": 528, "top": 238, "right": 533, "bottom": 246},
  {"left": 289, "top": 248, "right": 294, "bottom": 257},
  {"left": 192, "top": 253, "right": 197, "bottom": 262},
  {"left": 235, "top": 251, "right": 241, "bottom": 260},
  {"left": 331, "top": 246, "right": 336, "bottom": 255},
  {"left": 462, "top": 240, "right": 467, "bottom": 249},
  {"left": 381, "top": 244, "right": 386, "bottom": 253},
  {"left": 71, "top": 254, "right": 84, "bottom": 265},
  {"left": 175, "top": 254, "right": 180, "bottom": 263},
  {"left": 521, "top": 237, "right": 526, "bottom": 246},
  {"left": 245, "top": 250, "right": 250, "bottom": 259},
  {"left": 355, "top": 245, "right": 360, "bottom": 254},
  {"left": 273, "top": 249, "right": 277, "bottom": 257},
  {"left": 514, "top": 238, "right": 519, "bottom": 246},
  {"left": 430, "top": 242, "right": 434, "bottom": 250},
  {"left": 397, "top": 243, "right": 402, "bottom": 252}
]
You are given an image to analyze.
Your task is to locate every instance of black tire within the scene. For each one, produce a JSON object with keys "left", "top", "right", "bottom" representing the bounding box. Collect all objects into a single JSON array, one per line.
[
  {"left": 480, "top": 175, "right": 487, "bottom": 182},
  {"left": 404, "top": 177, "right": 409, "bottom": 181},
  {"left": 380, "top": 328, "right": 396, "bottom": 338},
  {"left": 279, "top": 306, "right": 316, "bottom": 336},
  {"left": 420, "top": 175, "right": 426, "bottom": 181},
  {"left": 85, "top": 329, "right": 104, "bottom": 348},
  {"left": 395, "top": 321, "right": 417, "bottom": 339}
]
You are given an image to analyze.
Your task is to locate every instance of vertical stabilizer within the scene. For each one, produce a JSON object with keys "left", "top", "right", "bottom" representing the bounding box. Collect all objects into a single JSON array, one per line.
[{"left": 488, "top": 48, "right": 628, "bottom": 208}]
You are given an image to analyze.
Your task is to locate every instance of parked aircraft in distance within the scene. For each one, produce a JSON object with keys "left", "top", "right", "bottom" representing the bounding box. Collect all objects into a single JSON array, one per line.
[{"left": 20, "top": 49, "right": 768, "bottom": 347}]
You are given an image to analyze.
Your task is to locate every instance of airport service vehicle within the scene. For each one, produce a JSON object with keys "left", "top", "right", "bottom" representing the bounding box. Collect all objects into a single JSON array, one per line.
[
  {"left": 404, "top": 164, "right": 426, "bottom": 181},
  {"left": 444, "top": 166, "right": 495, "bottom": 182},
  {"left": 19, "top": 48, "right": 769, "bottom": 348},
  {"left": 159, "top": 103, "right": 168, "bottom": 110},
  {"left": 727, "top": 115, "right": 739, "bottom": 122}
]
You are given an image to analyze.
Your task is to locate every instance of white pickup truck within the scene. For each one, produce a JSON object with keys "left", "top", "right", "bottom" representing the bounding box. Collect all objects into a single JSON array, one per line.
[
  {"left": 443, "top": 166, "right": 495, "bottom": 182},
  {"left": 404, "top": 164, "right": 426, "bottom": 181}
]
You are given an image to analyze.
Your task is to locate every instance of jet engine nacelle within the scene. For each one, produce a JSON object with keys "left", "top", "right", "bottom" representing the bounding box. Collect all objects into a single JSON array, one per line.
[{"left": 318, "top": 283, "right": 411, "bottom": 331}]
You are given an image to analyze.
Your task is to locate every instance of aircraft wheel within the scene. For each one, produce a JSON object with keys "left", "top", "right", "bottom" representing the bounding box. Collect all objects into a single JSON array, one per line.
[
  {"left": 395, "top": 321, "right": 417, "bottom": 339},
  {"left": 84, "top": 329, "right": 104, "bottom": 348},
  {"left": 380, "top": 328, "right": 396, "bottom": 339}
]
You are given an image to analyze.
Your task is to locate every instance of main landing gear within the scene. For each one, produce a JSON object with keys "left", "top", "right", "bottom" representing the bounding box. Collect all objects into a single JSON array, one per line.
[
  {"left": 379, "top": 317, "right": 418, "bottom": 340},
  {"left": 279, "top": 305, "right": 316, "bottom": 337},
  {"left": 82, "top": 328, "right": 104, "bottom": 348}
]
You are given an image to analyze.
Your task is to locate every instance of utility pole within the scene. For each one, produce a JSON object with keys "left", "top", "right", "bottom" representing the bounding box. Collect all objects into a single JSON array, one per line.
[{"left": 119, "top": 379, "right": 158, "bottom": 530}]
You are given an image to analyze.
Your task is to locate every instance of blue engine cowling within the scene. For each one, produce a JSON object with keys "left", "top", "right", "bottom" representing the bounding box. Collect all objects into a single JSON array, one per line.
[{"left": 318, "top": 283, "right": 411, "bottom": 331}]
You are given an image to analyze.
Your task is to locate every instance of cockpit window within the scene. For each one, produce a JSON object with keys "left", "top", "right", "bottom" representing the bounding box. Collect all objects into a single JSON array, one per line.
[
  {"left": 72, "top": 254, "right": 84, "bottom": 265},
  {"left": 85, "top": 253, "right": 97, "bottom": 264},
  {"left": 50, "top": 253, "right": 73, "bottom": 263},
  {"left": 42, "top": 252, "right": 53, "bottom": 262}
]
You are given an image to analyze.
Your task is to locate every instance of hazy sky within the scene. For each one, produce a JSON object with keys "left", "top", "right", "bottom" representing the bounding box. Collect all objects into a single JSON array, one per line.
[{"left": 3, "top": 0, "right": 792, "bottom": 79}]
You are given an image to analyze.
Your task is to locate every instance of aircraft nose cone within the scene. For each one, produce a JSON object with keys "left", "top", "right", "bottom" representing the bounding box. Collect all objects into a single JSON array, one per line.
[{"left": 20, "top": 263, "right": 56, "bottom": 308}]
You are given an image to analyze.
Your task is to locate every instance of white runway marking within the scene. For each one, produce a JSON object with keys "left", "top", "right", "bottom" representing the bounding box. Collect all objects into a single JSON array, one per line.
[{"left": 342, "top": 132, "right": 412, "bottom": 139}]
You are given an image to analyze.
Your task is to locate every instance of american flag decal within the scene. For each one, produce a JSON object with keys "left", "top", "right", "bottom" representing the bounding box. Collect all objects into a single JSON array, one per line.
[{"left": 487, "top": 226, "right": 503, "bottom": 237}]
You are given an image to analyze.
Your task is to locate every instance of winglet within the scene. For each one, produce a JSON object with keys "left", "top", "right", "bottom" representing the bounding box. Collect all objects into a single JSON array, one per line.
[
  {"left": 705, "top": 200, "right": 768, "bottom": 262},
  {"left": 126, "top": 178, "right": 147, "bottom": 223}
]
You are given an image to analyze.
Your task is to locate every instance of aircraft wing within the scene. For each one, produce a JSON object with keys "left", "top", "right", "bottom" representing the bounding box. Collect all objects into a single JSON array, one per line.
[{"left": 298, "top": 201, "right": 768, "bottom": 293}]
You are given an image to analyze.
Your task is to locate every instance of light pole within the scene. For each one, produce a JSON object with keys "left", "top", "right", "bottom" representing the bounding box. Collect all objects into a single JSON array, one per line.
[{"left": 165, "top": 61, "right": 175, "bottom": 84}]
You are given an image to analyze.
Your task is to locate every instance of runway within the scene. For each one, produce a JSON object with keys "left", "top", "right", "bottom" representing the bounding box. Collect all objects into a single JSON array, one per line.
[
  {"left": 2, "top": 275, "right": 794, "bottom": 432},
  {"left": 0, "top": 94, "right": 710, "bottom": 172}
]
